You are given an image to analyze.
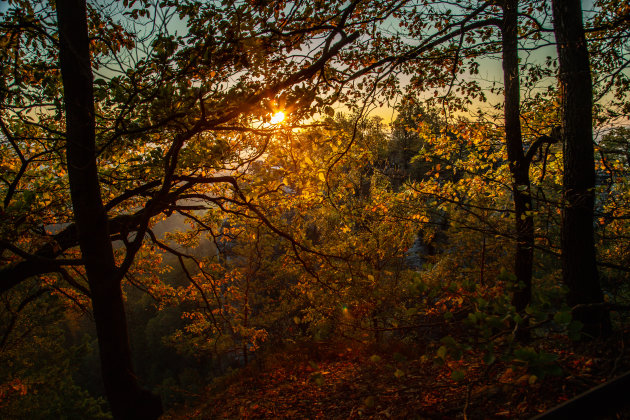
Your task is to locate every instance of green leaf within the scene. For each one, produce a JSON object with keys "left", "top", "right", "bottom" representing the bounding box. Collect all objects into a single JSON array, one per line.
[
  {"left": 437, "top": 346, "right": 447, "bottom": 360},
  {"left": 311, "top": 372, "right": 324, "bottom": 386},
  {"left": 568, "top": 320, "right": 583, "bottom": 341},
  {"left": 536, "top": 352, "right": 559, "bottom": 364},
  {"left": 440, "top": 336, "right": 457, "bottom": 347},
  {"left": 393, "top": 352, "right": 407, "bottom": 363},
  {"left": 483, "top": 352, "right": 496, "bottom": 365},
  {"left": 554, "top": 310, "right": 572, "bottom": 325},
  {"left": 405, "top": 307, "right": 418, "bottom": 316},
  {"left": 451, "top": 370, "right": 465, "bottom": 381},
  {"left": 513, "top": 347, "right": 537, "bottom": 362},
  {"left": 547, "top": 364, "right": 563, "bottom": 377}
]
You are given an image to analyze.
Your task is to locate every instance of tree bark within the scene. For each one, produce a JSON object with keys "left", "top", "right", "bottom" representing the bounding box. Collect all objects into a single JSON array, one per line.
[
  {"left": 551, "top": 0, "right": 611, "bottom": 337},
  {"left": 501, "top": 0, "right": 533, "bottom": 313},
  {"left": 56, "top": 0, "right": 163, "bottom": 417}
]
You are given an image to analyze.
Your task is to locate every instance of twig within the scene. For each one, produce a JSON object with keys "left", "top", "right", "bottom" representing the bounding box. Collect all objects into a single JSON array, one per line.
[{"left": 463, "top": 381, "right": 472, "bottom": 420}]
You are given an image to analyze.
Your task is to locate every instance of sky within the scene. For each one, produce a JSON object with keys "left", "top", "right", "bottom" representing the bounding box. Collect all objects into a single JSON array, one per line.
[{"left": 1, "top": 0, "right": 625, "bottom": 126}]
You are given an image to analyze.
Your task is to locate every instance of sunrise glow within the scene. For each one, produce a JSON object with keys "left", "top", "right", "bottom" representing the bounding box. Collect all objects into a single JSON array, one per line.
[{"left": 270, "top": 111, "right": 285, "bottom": 125}]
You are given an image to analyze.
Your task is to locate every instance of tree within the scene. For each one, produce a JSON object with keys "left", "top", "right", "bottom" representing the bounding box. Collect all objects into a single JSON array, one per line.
[
  {"left": 501, "top": 0, "right": 533, "bottom": 313},
  {"left": 552, "top": 0, "right": 611, "bottom": 336},
  {"left": 0, "top": 289, "right": 110, "bottom": 419},
  {"left": 1, "top": 0, "right": 403, "bottom": 416},
  {"left": 56, "top": 0, "right": 163, "bottom": 417},
  {"left": 388, "top": 98, "right": 443, "bottom": 188},
  {"left": 393, "top": 0, "right": 557, "bottom": 313}
]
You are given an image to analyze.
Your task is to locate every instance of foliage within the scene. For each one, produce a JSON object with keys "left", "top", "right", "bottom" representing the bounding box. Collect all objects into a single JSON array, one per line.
[
  {"left": 0, "top": 287, "right": 110, "bottom": 419},
  {"left": 1, "top": 0, "right": 630, "bottom": 417}
]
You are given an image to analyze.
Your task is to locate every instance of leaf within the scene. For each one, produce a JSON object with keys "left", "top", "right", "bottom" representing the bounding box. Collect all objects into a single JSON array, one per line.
[
  {"left": 513, "top": 347, "right": 537, "bottom": 362},
  {"left": 536, "top": 352, "right": 559, "bottom": 364},
  {"left": 483, "top": 352, "right": 496, "bottom": 365},
  {"left": 437, "top": 345, "right": 447, "bottom": 360},
  {"left": 553, "top": 310, "right": 572, "bottom": 325},
  {"left": 440, "top": 336, "right": 457, "bottom": 347},
  {"left": 318, "top": 172, "right": 326, "bottom": 182},
  {"left": 394, "top": 368, "right": 405, "bottom": 378},
  {"left": 451, "top": 370, "right": 465, "bottom": 381},
  {"left": 568, "top": 320, "right": 583, "bottom": 341},
  {"left": 310, "top": 372, "right": 324, "bottom": 386},
  {"left": 393, "top": 352, "right": 407, "bottom": 363}
]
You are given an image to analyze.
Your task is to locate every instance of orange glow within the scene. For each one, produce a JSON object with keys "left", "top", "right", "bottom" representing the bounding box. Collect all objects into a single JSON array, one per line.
[{"left": 270, "top": 111, "right": 285, "bottom": 125}]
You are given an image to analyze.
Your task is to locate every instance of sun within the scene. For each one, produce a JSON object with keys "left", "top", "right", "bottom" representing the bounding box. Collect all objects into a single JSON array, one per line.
[{"left": 269, "top": 111, "right": 285, "bottom": 125}]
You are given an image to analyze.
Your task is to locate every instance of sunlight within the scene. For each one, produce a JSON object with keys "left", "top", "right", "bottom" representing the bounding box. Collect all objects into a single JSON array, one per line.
[{"left": 270, "top": 111, "right": 285, "bottom": 125}]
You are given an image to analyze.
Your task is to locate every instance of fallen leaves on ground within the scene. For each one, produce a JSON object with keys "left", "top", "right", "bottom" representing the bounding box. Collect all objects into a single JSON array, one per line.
[{"left": 164, "top": 330, "right": 630, "bottom": 419}]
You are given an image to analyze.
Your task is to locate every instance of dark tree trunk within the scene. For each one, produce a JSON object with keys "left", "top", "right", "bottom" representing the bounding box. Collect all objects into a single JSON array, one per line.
[
  {"left": 551, "top": 0, "right": 611, "bottom": 337},
  {"left": 56, "top": 0, "right": 163, "bottom": 418},
  {"left": 501, "top": 0, "right": 533, "bottom": 313}
]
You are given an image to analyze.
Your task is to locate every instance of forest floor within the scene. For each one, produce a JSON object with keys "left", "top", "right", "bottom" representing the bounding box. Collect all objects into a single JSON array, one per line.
[{"left": 165, "top": 330, "right": 630, "bottom": 419}]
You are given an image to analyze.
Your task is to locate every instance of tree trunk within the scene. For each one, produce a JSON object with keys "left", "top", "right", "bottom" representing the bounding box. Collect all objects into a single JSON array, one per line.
[
  {"left": 551, "top": 0, "right": 611, "bottom": 337},
  {"left": 56, "top": 0, "right": 163, "bottom": 418},
  {"left": 501, "top": 0, "right": 533, "bottom": 313}
]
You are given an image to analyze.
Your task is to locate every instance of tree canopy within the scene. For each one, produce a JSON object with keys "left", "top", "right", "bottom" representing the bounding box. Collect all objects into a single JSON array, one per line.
[{"left": 1, "top": 0, "right": 629, "bottom": 418}]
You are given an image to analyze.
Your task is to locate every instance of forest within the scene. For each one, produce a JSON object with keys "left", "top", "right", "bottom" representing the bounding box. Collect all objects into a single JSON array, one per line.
[{"left": 1, "top": 0, "right": 629, "bottom": 418}]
